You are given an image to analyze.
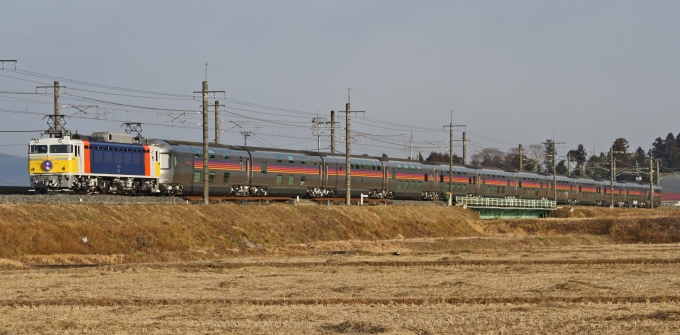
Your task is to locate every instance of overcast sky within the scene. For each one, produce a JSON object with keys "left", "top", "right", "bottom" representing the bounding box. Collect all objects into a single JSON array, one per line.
[{"left": 1, "top": 0, "right": 679, "bottom": 160}]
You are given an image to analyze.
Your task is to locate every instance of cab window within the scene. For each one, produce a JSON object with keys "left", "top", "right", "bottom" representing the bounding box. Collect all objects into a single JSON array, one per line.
[
  {"left": 30, "top": 145, "right": 48, "bottom": 154},
  {"left": 49, "top": 145, "right": 73, "bottom": 154}
]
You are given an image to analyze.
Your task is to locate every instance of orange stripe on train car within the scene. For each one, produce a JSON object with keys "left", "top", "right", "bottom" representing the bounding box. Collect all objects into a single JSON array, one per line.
[
  {"left": 82, "top": 140, "right": 91, "bottom": 173},
  {"left": 143, "top": 144, "right": 150, "bottom": 176}
]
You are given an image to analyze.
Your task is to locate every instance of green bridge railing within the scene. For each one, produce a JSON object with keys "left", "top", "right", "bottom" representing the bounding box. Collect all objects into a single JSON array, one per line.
[{"left": 455, "top": 196, "right": 556, "bottom": 209}]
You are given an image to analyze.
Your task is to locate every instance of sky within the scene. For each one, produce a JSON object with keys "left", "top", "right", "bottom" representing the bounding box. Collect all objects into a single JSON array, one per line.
[{"left": 1, "top": 0, "right": 679, "bottom": 161}]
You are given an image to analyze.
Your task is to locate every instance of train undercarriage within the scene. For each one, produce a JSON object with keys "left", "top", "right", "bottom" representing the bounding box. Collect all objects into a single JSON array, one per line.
[{"left": 31, "top": 174, "right": 183, "bottom": 196}]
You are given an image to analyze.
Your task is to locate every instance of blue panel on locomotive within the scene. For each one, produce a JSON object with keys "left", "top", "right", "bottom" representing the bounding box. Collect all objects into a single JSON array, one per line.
[{"left": 88, "top": 141, "right": 147, "bottom": 176}]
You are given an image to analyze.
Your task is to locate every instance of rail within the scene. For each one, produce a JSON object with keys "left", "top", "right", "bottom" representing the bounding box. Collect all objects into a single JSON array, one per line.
[{"left": 456, "top": 196, "right": 556, "bottom": 209}]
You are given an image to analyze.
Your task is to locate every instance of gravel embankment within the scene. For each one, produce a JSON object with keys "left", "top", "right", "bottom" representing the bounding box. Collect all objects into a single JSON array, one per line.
[
  {"left": 0, "top": 186, "right": 450, "bottom": 206},
  {"left": 0, "top": 194, "right": 184, "bottom": 205}
]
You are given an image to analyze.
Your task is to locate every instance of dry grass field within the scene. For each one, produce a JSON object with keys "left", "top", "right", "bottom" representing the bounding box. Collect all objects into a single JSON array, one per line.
[
  {"left": 1, "top": 204, "right": 680, "bottom": 333},
  {"left": 2, "top": 242, "right": 680, "bottom": 334}
]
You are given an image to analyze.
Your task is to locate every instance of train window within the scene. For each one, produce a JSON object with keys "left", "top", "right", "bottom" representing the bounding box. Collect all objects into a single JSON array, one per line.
[
  {"left": 417, "top": 182, "right": 422, "bottom": 189},
  {"left": 392, "top": 172, "right": 396, "bottom": 179},
  {"left": 276, "top": 154, "right": 282, "bottom": 163},
  {"left": 300, "top": 176, "right": 306, "bottom": 186},
  {"left": 397, "top": 181, "right": 402, "bottom": 189},
  {"left": 49, "top": 145, "right": 73, "bottom": 154},
  {"left": 193, "top": 171, "right": 201, "bottom": 183},
  {"left": 209, "top": 173, "right": 216, "bottom": 183},
  {"left": 371, "top": 162, "right": 376, "bottom": 170},
  {"left": 409, "top": 164, "right": 415, "bottom": 172},
  {"left": 276, "top": 175, "right": 283, "bottom": 185},
  {"left": 403, "top": 181, "right": 408, "bottom": 189},
  {"left": 208, "top": 149, "right": 215, "bottom": 159},
  {"left": 174, "top": 156, "right": 177, "bottom": 167},
  {"left": 223, "top": 151, "right": 230, "bottom": 159},
  {"left": 288, "top": 175, "right": 295, "bottom": 186},
  {"left": 300, "top": 156, "right": 306, "bottom": 164},
  {"left": 261, "top": 162, "right": 267, "bottom": 174},
  {"left": 30, "top": 145, "right": 48, "bottom": 154},
  {"left": 223, "top": 173, "right": 230, "bottom": 183},
  {"left": 288, "top": 155, "right": 294, "bottom": 163},
  {"left": 397, "top": 163, "right": 402, "bottom": 171},
  {"left": 193, "top": 148, "right": 200, "bottom": 158}
]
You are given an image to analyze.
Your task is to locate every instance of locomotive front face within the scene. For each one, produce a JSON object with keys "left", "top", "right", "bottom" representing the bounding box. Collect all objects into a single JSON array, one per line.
[{"left": 28, "top": 136, "right": 81, "bottom": 190}]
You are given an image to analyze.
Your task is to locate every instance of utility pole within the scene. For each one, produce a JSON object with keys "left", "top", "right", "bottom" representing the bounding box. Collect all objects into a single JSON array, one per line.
[
  {"left": 54, "top": 81, "right": 60, "bottom": 134},
  {"left": 650, "top": 158, "right": 655, "bottom": 209},
  {"left": 656, "top": 159, "right": 660, "bottom": 186},
  {"left": 543, "top": 137, "right": 566, "bottom": 206},
  {"left": 519, "top": 144, "right": 523, "bottom": 171},
  {"left": 312, "top": 114, "right": 332, "bottom": 152},
  {"left": 193, "top": 81, "right": 225, "bottom": 205},
  {"left": 241, "top": 131, "right": 252, "bottom": 146},
  {"left": 340, "top": 89, "right": 365, "bottom": 205},
  {"left": 214, "top": 101, "right": 220, "bottom": 144},
  {"left": 462, "top": 131, "right": 467, "bottom": 165},
  {"left": 442, "top": 111, "right": 466, "bottom": 206},
  {"left": 36, "top": 81, "right": 67, "bottom": 138},
  {"left": 609, "top": 147, "right": 625, "bottom": 209},
  {"left": 567, "top": 153, "right": 571, "bottom": 176},
  {"left": 409, "top": 129, "right": 413, "bottom": 160},
  {"left": 330, "top": 110, "right": 335, "bottom": 153}
]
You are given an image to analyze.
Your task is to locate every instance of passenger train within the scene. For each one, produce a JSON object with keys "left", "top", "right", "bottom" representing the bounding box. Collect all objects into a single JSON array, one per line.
[{"left": 28, "top": 132, "right": 662, "bottom": 207}]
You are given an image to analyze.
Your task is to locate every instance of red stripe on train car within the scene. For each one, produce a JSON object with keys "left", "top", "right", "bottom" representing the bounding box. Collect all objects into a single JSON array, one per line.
[
  {"left": 143, "top": 144, "right": 151, "bottom": 176},
  {"left": 82, "top": 140, "right": 91, "bottom": 173}
]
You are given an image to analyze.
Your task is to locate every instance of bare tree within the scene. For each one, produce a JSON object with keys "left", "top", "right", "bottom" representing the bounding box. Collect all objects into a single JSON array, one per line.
[
  {"left": 470, "top": 148, "right": 505, "bottom": 168},
  {"left": 526, "top": 143, "right": 545, "bottom": 172}
]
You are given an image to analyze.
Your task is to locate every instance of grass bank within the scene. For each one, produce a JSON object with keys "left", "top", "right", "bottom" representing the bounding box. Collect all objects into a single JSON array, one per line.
[
  {"left": 0, "top": 203, "right": 480, "bottom": 262},
  {"left": 0, "top": 204, "right": 678, "bottom": 264}
]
